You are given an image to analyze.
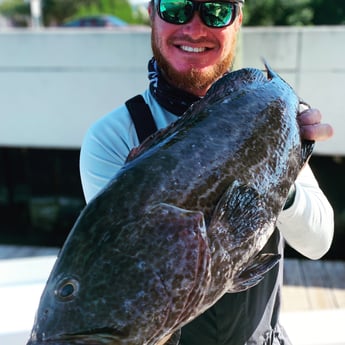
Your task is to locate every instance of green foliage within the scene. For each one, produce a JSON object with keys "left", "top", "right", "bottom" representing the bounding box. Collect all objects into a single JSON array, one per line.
[
  {"left": 74, "top": 0, "right": 136, "bottom": 23},
  {"left": 0, "top": 0, "right": 30, "bottom": 16},
  {"left": 242, "top": 0, "right": 314, "bottom": 26},
  {"left": 0, "top": 0, "right": 30, "bottom": 26},
  {"left": 1, "top": 0, "right": 344, "bottom": 27},
  {"left": 312, "top": 0, "right": 345, "bottom": 25},
  {"left": 242, "top": 0, "right": 345, "bottom": 26},
  {"left": 0, "top": 0, "right": 147, "bottom": 26},
  {"left": 42, "top": 0, "right": 81, "bottom": 25}
]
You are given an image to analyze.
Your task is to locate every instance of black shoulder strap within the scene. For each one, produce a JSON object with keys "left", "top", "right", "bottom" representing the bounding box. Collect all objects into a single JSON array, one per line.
[{"left": 125, "top": 94, "right": 157, "bottom": 144}]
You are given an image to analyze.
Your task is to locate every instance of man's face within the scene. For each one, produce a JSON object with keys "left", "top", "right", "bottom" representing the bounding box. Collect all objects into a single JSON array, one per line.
[{"left": 149, "top": 1, "right": 243, "bottom": 96}]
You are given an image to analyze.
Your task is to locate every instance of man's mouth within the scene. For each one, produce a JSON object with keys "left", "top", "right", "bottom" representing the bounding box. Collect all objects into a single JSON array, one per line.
[{"left": 179, "top": 45, "right": 208, "bottom": 53}]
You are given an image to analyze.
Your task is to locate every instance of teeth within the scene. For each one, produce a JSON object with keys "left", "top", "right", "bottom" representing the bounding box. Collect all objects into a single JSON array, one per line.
[{"left": 180, "top": 45, "right": 206, "bottom": 53}]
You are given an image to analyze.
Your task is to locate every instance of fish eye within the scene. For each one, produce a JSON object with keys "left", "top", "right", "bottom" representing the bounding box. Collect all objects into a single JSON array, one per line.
[{"left": 55, "top": 278, "right": 79, "bottom": 301}]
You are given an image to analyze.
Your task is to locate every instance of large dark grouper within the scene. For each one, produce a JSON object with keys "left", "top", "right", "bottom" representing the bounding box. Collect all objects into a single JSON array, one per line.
[{"left": 27, "top": 63, "right": 314, "bottom": 345}]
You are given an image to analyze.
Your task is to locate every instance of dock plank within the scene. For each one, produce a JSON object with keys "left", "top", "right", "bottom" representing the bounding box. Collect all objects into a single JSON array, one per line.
[
  {"left": 282, "top": 259, "right": 310, "bottom": 311},
  {"left": 300, "top": 260, "right": 336, "bottom": 309},
  {"left": 283, "top": 259, "right": 345, "bottom": 312},
  {"left": 324, "top": 260, "right": 345, "bottom": 308}
]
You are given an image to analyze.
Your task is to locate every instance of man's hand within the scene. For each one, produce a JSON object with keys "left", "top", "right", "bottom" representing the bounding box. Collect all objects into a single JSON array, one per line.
[{"left": 298, "top": 108, "right": 334, "bottom": 142}]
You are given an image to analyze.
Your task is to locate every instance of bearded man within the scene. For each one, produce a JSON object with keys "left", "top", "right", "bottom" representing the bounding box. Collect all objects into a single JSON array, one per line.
[{"left": 80, "top": 1, "right": 334, "bottom": 344}]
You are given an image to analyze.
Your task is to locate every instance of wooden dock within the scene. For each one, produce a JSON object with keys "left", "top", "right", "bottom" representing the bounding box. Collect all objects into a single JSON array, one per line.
[
  {"left": 282, "top": 258, "right": 345, "bottom": 312},
  {"left": 281, "top": 259, "right": 345, "bottom": 345}
]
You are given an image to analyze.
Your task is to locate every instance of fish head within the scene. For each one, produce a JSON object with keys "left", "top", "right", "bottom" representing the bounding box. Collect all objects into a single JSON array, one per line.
[
  {"left": 27, "top": 255, "right": 168, "bottom": 345},
  {"left": 26, "top": 209, "right": 136, "bottom": 345},
  {"left": 26, "top": 200, "right": 207, "bottom": 345},
  {"left": 26, "top": 259, "right": 128, "bottom": 345}
]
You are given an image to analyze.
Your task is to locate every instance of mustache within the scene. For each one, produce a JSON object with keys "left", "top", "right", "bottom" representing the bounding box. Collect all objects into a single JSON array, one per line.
[{"left": 169, "top": 35, "right": 216, "bottom": 46}]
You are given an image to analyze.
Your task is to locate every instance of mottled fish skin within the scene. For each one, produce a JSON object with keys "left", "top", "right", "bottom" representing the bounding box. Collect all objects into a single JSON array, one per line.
[{"left": 27, "top": 63, "right": 313, "bottom": 345}]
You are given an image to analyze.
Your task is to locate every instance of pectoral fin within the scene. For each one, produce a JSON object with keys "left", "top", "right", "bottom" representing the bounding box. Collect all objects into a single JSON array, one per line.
[
  {"left": 209, "top": 181, "right": 278, "bottom": 292},
  {"left": 210, "top": 180, "right": 268, "bottom": 242},
  {"left": 231, "top": 253, "right": 281, "bottom": 292}
]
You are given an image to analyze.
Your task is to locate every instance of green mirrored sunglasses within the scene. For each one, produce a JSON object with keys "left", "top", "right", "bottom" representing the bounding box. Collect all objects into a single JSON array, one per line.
[{"left": 156, "top": 0, "right": 240, "bottom": 28}]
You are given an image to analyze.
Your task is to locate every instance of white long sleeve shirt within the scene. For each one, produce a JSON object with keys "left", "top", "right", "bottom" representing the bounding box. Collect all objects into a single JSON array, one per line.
[{"left": 80, "top": 89, "right": 334, "bottom": 260}]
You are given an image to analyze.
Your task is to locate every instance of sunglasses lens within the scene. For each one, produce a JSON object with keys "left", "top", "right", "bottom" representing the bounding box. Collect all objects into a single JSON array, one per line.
[
  {"left": 159, "top": 0, "right": 194, "bottom": 24},
  {"left": 202, "top": 3, "right": 233, "bottom": 27}
]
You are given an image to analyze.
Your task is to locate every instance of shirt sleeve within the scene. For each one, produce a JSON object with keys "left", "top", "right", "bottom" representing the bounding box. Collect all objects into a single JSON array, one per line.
[
  {"left": 276, "top": 164, "right": 334, "bottom": 260},
  {"left": 80, "top": 105, "right": 139, "bottom": 203},
  {"left": 80, "top": 91, "right": 179, "bottom": 204}
]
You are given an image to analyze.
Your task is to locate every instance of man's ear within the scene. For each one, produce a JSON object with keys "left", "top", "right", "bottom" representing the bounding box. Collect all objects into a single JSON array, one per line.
[{"left": 148, "top": 1, "right": 154, "bottom": 21}]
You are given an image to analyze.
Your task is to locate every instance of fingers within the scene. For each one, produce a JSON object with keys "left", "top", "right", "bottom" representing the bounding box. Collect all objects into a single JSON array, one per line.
[
  {"left": 298, "top": 108, "right": 322, "bottom": 125},
  {"left": 298, "top": 108, "right": 334, "bottom": 142},
  {"left": 300, "top": 123, "right": 334, "bottom": 141}
]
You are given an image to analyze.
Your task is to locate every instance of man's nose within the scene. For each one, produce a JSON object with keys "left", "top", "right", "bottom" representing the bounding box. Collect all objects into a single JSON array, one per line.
[{"left": 181, "top": 12, "right": 208, "bottom": 38}]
